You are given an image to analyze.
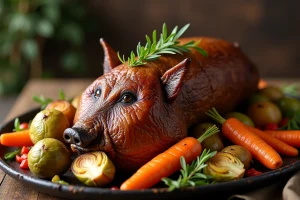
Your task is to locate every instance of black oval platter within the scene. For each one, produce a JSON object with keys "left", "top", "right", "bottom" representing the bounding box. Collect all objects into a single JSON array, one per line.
[{"left": 0, "top": 108, "right": 300, "bottom": 200}]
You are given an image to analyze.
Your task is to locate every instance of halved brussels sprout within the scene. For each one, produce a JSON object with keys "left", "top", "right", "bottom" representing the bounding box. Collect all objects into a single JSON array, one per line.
[
  {"left": 221, "top": 145, "right": 252, "bottom": 169},
  {"left": 71, "top": 151, "right": 115, "bottom": 187},
  {"left": 203, "top": 152, "right": 245, "bottom": 182}
]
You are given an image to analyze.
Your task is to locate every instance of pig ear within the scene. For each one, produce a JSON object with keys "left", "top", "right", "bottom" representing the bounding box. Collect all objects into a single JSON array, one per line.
[
  {"left": 99, "top": 38, "right": 121, "bottom": 74},
  {"left": 161, "top": 58, "right": 191, "bottom": 103}
]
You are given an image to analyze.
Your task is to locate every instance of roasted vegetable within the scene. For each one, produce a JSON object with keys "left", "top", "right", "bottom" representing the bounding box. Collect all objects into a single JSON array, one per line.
[
  {"left": 28, "top": 138, "right": 71, "bottom": 178},
  {"left": 221, "top": 145, "right": 252, "bottom": 169},
  {"left": 225, "top": 112, "right": 254, "bottom": 127},
  {"left": 71, "top": 151, "right": 115, "bottom": 187},
  {"left": 45, "top": 100, "right": 76, "bottom": 126},
  {"left": 259, "top": 86, "right": 283, "bottom": 101},
  {"left": 203, "top": 152, "right": 245, "bottom": 182},
  {"left": 190, "top": 122, "right": 224, "bottom": 151},
  {"left": 29, "top": 109, "right": 70, "bottom": 144},
  {"left": 247, "top": 101, "right": 282, "bottom": 127},
  {"left": 275, "top": 96, "right": 300, "bottom": 118}
]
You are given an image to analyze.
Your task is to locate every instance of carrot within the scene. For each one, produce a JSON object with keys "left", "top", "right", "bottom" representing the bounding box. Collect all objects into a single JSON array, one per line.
[
  {"left": 206, "top": 108, "right": 283, "bottom": 170},
  {"left": 265, "top": 130, "right": 300, "bottom": 147},
  {"left": 0, "top": 129, "right": 33, "bottom": 147},
  {"left": 246, "top": 126, "right": 298, "bottom": 156},
  {"left": 120, "top": 125, "right": 219, "bottom": 190}
]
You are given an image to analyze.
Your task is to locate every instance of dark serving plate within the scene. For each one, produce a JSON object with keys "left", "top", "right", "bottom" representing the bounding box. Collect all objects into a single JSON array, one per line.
[{"left": 1, "top": 108, "right": 300, "bottom": 200}]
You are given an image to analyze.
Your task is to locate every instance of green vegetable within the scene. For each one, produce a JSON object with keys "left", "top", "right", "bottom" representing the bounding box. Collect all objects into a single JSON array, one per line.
[
  {"left": 4, "top": 148, "right": 21, "bottom": 160},
  {"left": 281, "top": 83, "right": 300, "bottom": 97},
  {"left": 280, "top": 111, "right": 300, "bottom": 130},
  {"left": 117, "top": 23, "right": 207, "bottom": 67},
  {"left": 13, "top": 118, "right": 23, "bottom": 132},
  {"left": 51, "top": 175, "right": 69, "bottom": 185},
  {"left": 203, "top": 152, "right": 245, "bottom": 182},
  {"left": 71, "top": 151, "right": 116, "bottom": 187},
  {"left": 162, "top": 149, "right": 216, "bottom": 191},
  {"left": 32, "top": 95, "right": 53, "bottom": 110}
]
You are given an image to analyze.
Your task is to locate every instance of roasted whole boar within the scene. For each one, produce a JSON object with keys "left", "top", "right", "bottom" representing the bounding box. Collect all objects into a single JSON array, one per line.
[{"left": 64, "top": 37, "right": 259, "bottom": 172}]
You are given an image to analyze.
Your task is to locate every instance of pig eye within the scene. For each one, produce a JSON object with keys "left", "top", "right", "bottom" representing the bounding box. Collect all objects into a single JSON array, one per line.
[
  {"left": 120, "top": 92, "right": 136, "bottom": 104},
  {"left": 94, "top": 88, "right": 101, "bottom": 99}
]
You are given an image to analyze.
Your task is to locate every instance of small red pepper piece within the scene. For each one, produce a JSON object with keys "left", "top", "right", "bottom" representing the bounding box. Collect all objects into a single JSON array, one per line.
[
  {"left": 20, "top": 159, "right": 28, "bottom": 169},
  {"left": 263, "top": 123, "right": 278, "bottom": 130},
  {"left": 246, "top": 168, "right": 262, "bottom": 177},
  {"left": 16, "top": 155, "right": 23, "bottom": 163},
  {"left": 279, "top": 118, "right": 289, "bottom": 128},
  {"left": 19, "top": 123, "right": 29, "bottom": 130},
  {"left": 21, "top": 146, "right": 30, "bottom": 155},
  {"left": 21, "top": 154, "right": 28, "bottom": 160}
]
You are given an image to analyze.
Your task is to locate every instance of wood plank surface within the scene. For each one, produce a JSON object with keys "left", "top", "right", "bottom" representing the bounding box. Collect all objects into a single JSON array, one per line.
[{"left": 0, "top": 78, "right": 298, "bottom": 200}]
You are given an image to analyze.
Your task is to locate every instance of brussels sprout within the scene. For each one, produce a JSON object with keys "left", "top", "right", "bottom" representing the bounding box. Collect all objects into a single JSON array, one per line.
[
  {"left": 29, "top": 109, "right": 70, "bottom": 144},
  {"left": 259, "top": 86, "right": 284, "bottom": 101},
  {"left": 221, "top": 145, "right": 252, "bottom": 169},
  {"left": 71, "top": 151, "right": 115, "bottom": 187},
  {"left": 246, "top": 93, "right": 270, "bottom": 107},
  {"left": 203, "top": 152, "right": 245, "bottom": 182},
  {"left": 28, "top": 138, "right": 71, "bottom": 179},
  {"left": 275, "top": 96, "right": 300, "bottom": 118},
  {"left": 190, "top": 122, "right": 224, "bottom": 151},
  {"left": 247, "top": 101, "right": 282, "bottom": 126},
  {"left": 225, "top": 112, "right": 254, "bottom": 127}
]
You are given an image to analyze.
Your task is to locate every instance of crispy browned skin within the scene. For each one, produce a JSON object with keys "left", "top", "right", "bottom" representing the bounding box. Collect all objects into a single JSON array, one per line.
[{"left": 64, "top": 37, "right": 259, "bottom": 172}]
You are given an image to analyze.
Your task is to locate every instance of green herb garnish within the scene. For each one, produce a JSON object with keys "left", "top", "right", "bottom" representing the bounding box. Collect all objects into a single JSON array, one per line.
[
  {"left": 162, "top": 149, "right": 216, "bottom": 191},
  {"left": 281, "top": 83, "right": 300, "bottom": 97},
  {"left": 32, "top": 95, "right": 53, "bottom": 110},
  {"left": 33, "top": 89, "right": 71, "bottom": 109},
  {"left": 280, "top": 111, "right": 300, "bottom": 130},
  {"left": 117, "top": 23, "right": 207, "bottom": 67},
  {"left": 13, "top": 118, "right": 22, "bottom": 132},
  {"left": 59, "top": 89, "right": 66, "bottom": 100},
  {"left": 4, "top": 148, "right": 21, "bottom": 160}
]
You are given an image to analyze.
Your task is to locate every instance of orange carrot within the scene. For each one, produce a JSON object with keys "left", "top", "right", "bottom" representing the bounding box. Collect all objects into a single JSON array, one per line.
[
  {"left": 265, "top": 130, "right": 300, "bottom": 147},
  {"left": 207, "top": 108, "right": 283, "bottom": 170},
  {"left": 246, "top": 126, "right": 298, "bottom": 156},
  {"left": 0, "top": 130, "right": 33, "bottom": 147},
  {"left": 120, "top": 126, "right": 219, "bottom": 190}
]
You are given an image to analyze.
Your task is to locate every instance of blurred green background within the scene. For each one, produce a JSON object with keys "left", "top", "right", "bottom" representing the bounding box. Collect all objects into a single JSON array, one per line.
[{"left": 0, "top": 0, "right": 299, "bottom": 96}]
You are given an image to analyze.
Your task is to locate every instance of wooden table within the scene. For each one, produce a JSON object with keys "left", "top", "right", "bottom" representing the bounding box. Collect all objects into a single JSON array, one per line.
[{"left": 0, "top": 78, "right": 299, "bottom": 199}]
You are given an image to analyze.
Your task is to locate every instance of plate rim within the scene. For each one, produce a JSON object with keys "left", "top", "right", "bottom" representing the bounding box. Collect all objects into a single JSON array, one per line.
[{"left": 0, "top": 108, "right": 300, "bottom": 199}]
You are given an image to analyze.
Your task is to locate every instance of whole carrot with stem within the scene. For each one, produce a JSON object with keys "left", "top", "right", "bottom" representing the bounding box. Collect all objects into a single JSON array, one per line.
[
  {"left": 0, "top": 130, "right": 33, "bottom": 147},
  {"left": 246, "top": 126, "right": 298, "bottom": 156},
  {"left": 206, "top": 108, "right": 282, "bottom": 170},
  {"left": 265, "top": 130, "right": 300, "bottom": 147},
  {"left": 120, "top": 125, "right": 219, "bottom": 190}
]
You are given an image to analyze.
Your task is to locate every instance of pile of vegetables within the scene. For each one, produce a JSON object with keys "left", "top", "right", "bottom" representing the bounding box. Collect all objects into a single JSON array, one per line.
[{"left": 1, "top": 83, "right": 300, "bottom": 191}]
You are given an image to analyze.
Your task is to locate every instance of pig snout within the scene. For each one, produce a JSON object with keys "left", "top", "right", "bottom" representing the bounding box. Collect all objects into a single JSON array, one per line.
[{"left": 63, "top": 127, "right": 95, "bottom": 147}]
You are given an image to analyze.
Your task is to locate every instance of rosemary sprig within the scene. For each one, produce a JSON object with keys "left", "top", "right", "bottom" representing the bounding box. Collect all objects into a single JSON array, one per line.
[
  {"left": 32, "top": 95, "right": 53, "bottom": 110},
  {"left": 162, "top": 149, "right": 216, "bottom": 191},
  {"left": 117, "top": 23, "right": 208, "bottom": 67},
  {"left": 32, "top": 90, "right": 69, "bottom": 109}
]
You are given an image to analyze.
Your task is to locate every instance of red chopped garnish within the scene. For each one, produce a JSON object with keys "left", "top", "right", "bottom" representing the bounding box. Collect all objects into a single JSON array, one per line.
[
  {"left": 246, "top": 168, "right": 262, "bottom": 177},
  {"left": 16, "top": 155, "right": 23, "bottom": 163},
  {"left": 21, "top": 146, "right": 30, "bottom": 155},
  {"left": 20, "top": 159, "right": 28, "bottom": 169},
  {"left": 279, "top": 118, "right": 289, "bottom": 128},
  {"left": 263, "top": 123, "right": 278, "bottom": 130},
  {"left": 19, "top": 123, "right": 29, "bottom": 130},
  {"left": 110, "top": 186, "right": 119, "bottom": 190}
]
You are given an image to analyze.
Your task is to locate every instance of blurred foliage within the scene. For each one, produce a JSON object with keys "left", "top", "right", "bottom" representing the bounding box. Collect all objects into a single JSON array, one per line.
[{"left": 0, "top": 0, "right": 89, "bottom": 95}]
